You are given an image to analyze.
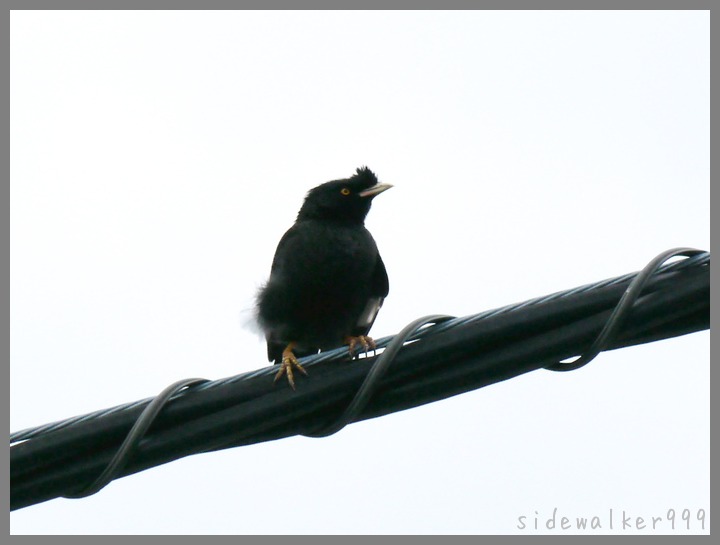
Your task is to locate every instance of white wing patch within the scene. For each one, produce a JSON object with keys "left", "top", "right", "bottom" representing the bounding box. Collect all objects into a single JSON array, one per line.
[{"left": 357, "top": 296, "right": 384, "bottom": 329}]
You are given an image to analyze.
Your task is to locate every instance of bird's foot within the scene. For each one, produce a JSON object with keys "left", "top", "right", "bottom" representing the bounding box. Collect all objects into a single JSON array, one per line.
[
  {"left": 273, "top": 343, "right": 308, "bottom": 390},
  {"left": 345, "top": 335, "right": 377, "bottom": 358}
]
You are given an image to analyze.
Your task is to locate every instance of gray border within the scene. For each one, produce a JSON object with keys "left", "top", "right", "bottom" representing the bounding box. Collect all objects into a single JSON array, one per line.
[
  {"left": 709, "top": 5, "right": 716, "bottom": 545},
  {"left": 5, "top": 4, "right": 714, "bottom": 545},
  {"left": 3, "top": 7, "right": 9, "bottom": 545},
  {"left": 3, "top": 1, "right": 718, "bottom": 9}
]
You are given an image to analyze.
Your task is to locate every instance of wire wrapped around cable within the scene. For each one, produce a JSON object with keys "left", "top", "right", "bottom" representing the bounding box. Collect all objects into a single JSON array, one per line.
[{"left": 9, "top": 248, "right": 709, "bottom": 510}]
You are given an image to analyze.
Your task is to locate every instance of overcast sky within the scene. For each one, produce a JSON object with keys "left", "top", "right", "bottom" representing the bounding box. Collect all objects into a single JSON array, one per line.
[{"left": 10, "top": 10, "right": 709, "bottom": 535}]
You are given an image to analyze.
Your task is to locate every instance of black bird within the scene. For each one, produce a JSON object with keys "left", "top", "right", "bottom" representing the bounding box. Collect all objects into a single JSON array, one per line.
[{"left": 256, "top": 167, "right": 392, "bottom": 389}]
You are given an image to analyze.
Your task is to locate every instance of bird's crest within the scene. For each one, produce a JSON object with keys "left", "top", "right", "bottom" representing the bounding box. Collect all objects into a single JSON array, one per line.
[{"left": 354, "top": 166, "right": 378, "bottom": 184}]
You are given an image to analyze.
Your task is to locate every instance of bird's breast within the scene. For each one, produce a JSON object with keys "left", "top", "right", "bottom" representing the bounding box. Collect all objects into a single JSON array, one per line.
[
  {"left": 284, "top": 223, "right": 377, "bottom": 284},
  {"left": 257, "top": 221, "right": 383, "bottom": 347}
]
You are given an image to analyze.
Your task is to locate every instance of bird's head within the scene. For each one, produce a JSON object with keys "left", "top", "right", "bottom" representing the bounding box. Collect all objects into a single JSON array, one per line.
[{"left": 297, "top": 167, "right": 393, "bottom": 224}]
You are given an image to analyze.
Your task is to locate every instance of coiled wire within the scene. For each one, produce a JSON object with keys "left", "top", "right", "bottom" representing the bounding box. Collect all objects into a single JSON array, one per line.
[{"left": 10, "top": 247, "right": 709, "bottom": 500}]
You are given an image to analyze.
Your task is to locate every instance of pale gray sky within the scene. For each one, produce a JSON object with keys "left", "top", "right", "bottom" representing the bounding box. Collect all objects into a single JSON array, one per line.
[{"left": 10, "top": 10, "right": 709, "bottom": 534}]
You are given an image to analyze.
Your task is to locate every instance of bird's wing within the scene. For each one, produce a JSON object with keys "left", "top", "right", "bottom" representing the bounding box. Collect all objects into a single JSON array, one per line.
[
  {"left": 371, "top": 252, "right": 389, "bottom": 298},
  {"left": 355, "top": 252, "right": 389, "bottom": 336},
  {"left": 268, "top": 225, "right": 302, "bottom": 275}
]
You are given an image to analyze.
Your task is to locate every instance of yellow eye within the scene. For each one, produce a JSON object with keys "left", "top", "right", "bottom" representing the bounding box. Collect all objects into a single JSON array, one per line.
[{"left": 340, "top": 187, "right": 351, "bottom": 196}]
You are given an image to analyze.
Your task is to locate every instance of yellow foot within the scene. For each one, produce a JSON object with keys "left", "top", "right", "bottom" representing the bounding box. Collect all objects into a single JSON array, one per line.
[
  {"left": 273, "top": 343, "right": 308, "bottom": 390},
  {"left": 344, "top": 335, "right": 377, "bottom": 357}
]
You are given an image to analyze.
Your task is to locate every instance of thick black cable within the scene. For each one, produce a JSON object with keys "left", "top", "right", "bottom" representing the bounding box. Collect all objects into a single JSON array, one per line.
[
  {"left": 9, "top": 249, "right": 709, "bottom": 510},
  {"left": 545, "top": 247, "right": 705, "bottom": 371}
]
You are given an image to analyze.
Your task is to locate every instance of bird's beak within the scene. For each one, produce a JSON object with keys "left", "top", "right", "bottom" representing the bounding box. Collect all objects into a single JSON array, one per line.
[{"left": 359, "top": 183, "right": 393, "bottom": 198}]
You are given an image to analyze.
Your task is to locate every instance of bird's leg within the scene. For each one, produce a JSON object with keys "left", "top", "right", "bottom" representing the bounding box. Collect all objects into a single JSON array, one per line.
[
  {"left": 273, "top": 342, "right": 308, "bottom": 390},
  {"left": 344, "top": 335, "right": 377, "bottom": 357}
]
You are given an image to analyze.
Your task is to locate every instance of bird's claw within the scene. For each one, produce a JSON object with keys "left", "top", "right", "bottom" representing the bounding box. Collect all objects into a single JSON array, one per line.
[
  {"left": 345, "top": 335, "right": 377, "bottom": 357},
  {"left": 274, "top": 345, "right": 308, "bottom": 390}
]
